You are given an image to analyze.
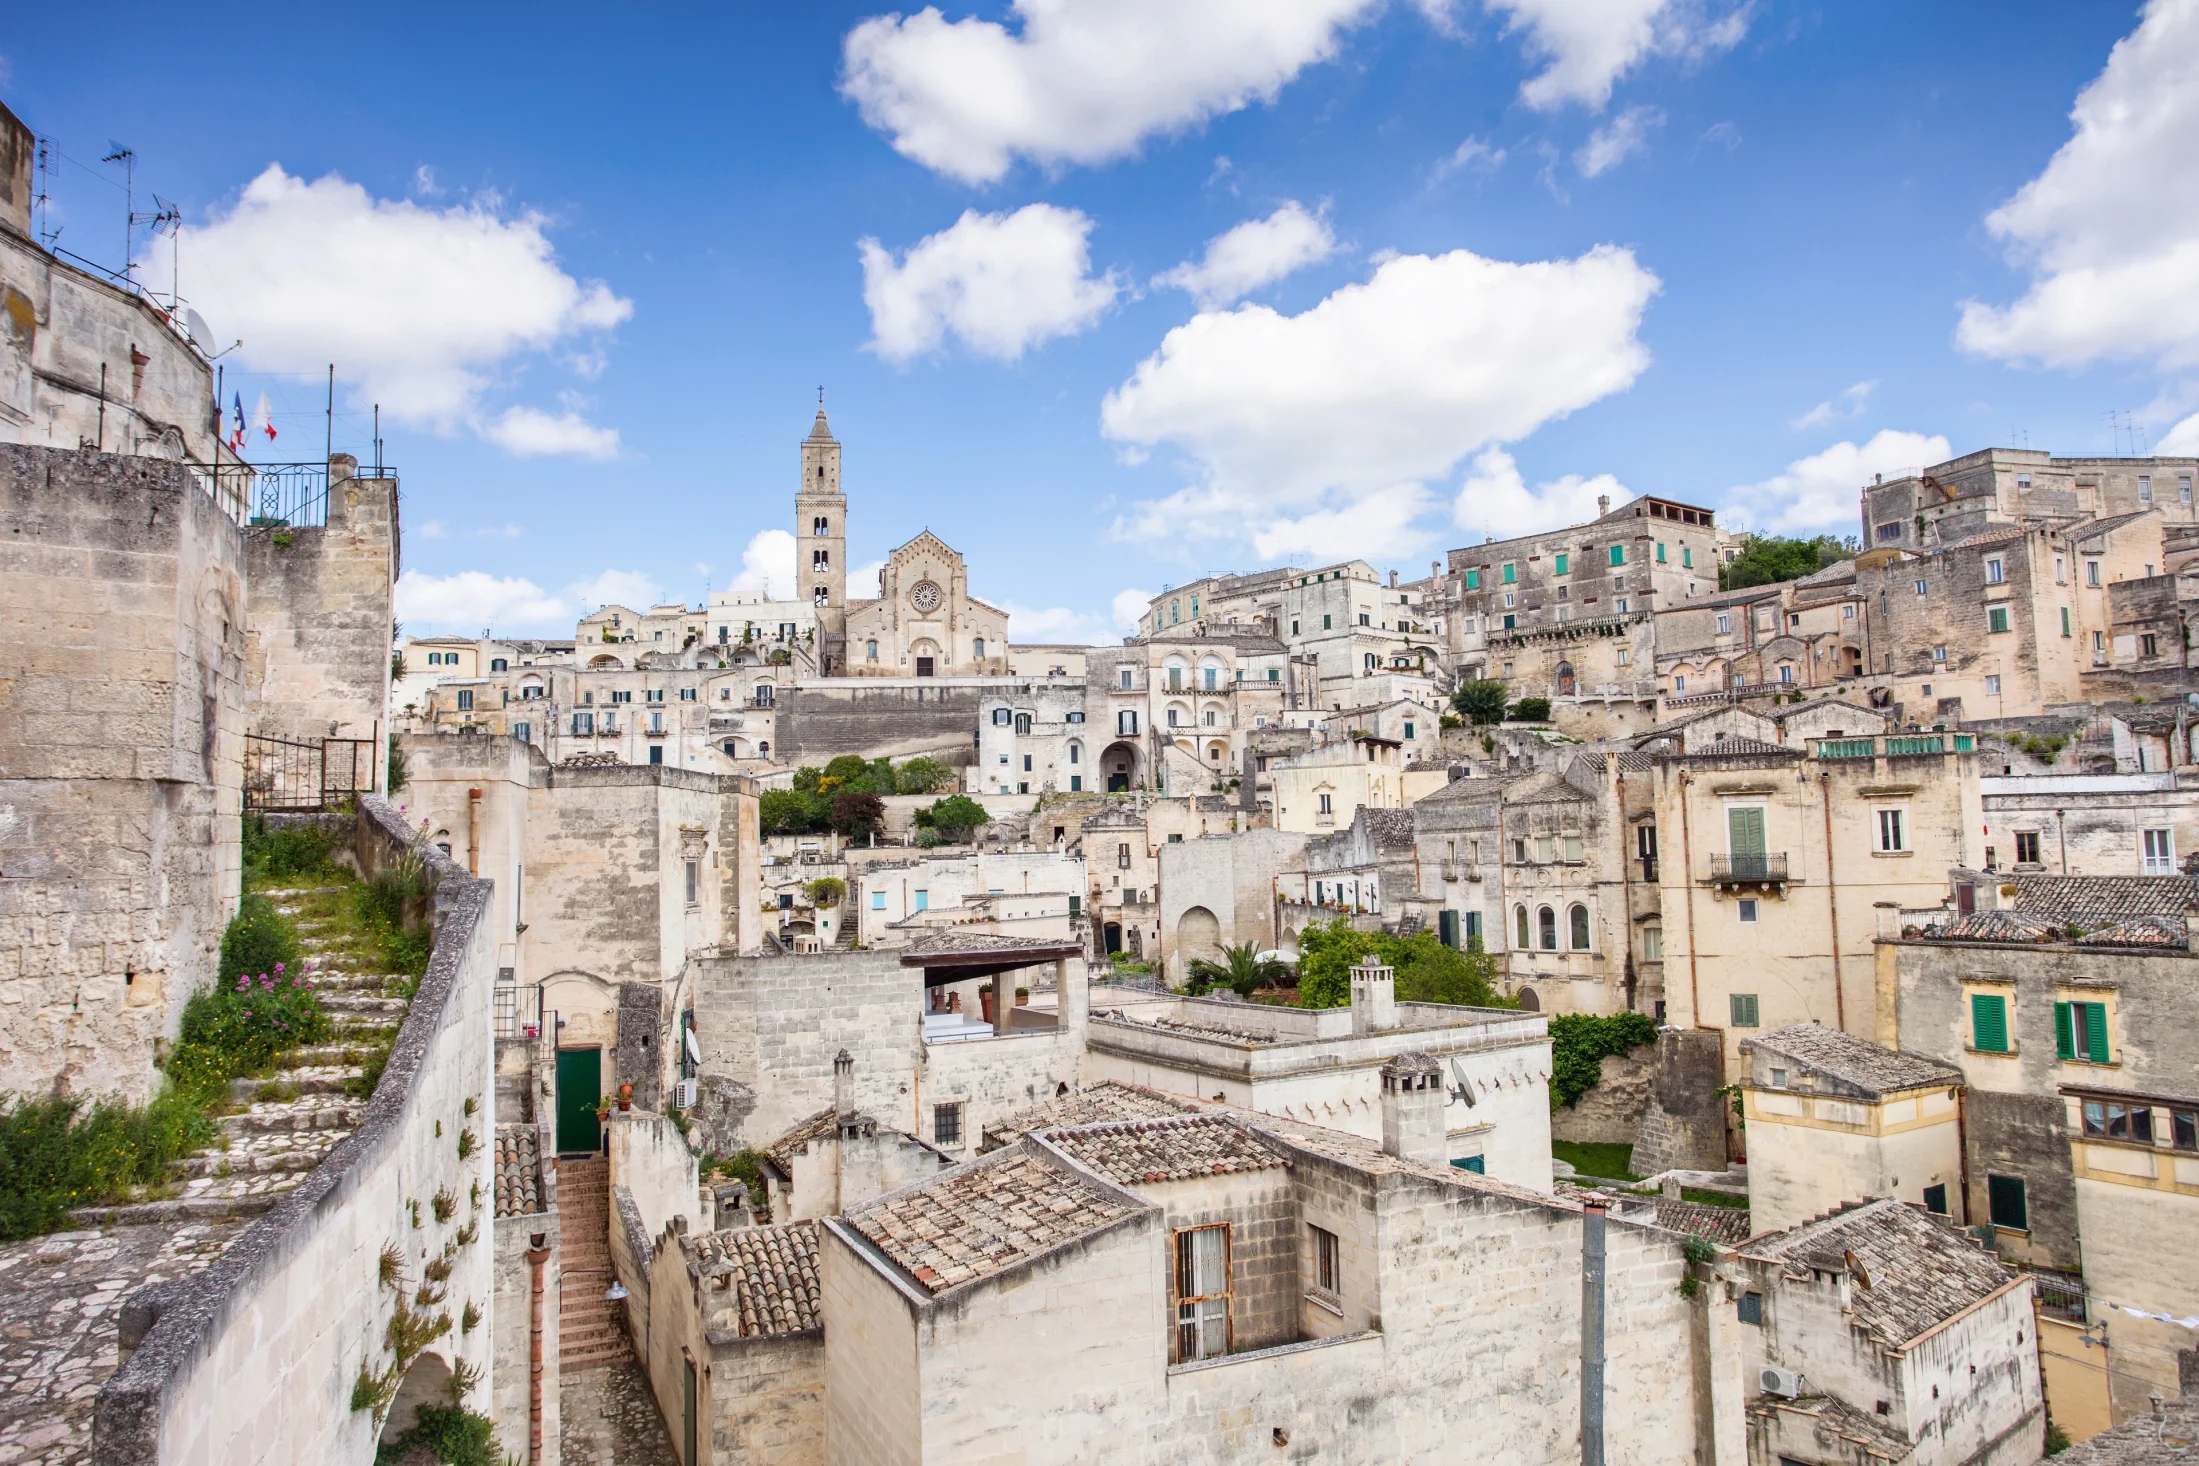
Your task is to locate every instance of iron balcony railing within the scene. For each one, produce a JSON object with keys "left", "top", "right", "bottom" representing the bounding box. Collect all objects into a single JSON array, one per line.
[
  {"left": 1814, "top": 734, "right": 1976, "bottom": 759},
  {"left": 1710, "top": 853, "right": 1789, "bottom": 884}
]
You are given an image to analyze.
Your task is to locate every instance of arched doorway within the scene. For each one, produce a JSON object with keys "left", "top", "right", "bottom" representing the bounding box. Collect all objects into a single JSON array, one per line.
[
  {"left": 1103, "top": 921, "right": 1123, "bottom": 954},
  {"left": 1175, "top": 906, "right": 1222, "bottom": 981},
  {"left": 1101, "top": 740, "right": 1139, "bottom": 793},
  {"left": 380, "top": 1351, "right": 453, "bottom": 1446},
  {"left": 1516, "top": 986, "right": 1541, "bottom": 1012},
  {"left": 911, "top": 638, "right": 941, "bottom": 677}
]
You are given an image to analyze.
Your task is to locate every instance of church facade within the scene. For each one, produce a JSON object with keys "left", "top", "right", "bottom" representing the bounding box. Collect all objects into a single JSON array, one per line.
[{"left": 797, "top": 407, "right": 1009, "bottom": 679}]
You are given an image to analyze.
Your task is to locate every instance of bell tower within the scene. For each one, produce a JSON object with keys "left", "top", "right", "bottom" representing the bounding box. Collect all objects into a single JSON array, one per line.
[{"left": 797, "top": 399, "right": 848, "bottom": 674}]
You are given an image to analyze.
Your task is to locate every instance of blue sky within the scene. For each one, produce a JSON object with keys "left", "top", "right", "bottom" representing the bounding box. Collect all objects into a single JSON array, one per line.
[{"left": 9, "top": 1, "right": 2196, "bottom": 642}]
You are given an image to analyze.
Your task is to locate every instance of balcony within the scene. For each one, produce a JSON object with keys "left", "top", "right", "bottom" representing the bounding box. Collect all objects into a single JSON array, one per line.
[
  {"left": 1710, "top": 853, "right": 1788, "bottom": 888},
  {"left": 1813, "top": 734, "right": 1976, "bottom": 759}
]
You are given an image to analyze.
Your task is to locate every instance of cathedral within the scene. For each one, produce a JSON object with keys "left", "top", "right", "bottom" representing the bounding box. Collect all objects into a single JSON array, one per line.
[{"left": 796, "top": 407, "right": 1009, "bottom": 679}]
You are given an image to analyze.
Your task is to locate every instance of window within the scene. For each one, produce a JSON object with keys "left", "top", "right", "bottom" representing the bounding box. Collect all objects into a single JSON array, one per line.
[
  {"left": 2093, "top": 630, "right": 2106, "bottom": 653},
  {"left": 1515, "top": 905, "right": 1530, "bottom": 948},
  {"left": 1727, "top": 806, "right": 1767, "bottom": 874},
  {"left": 2060, "top": 607, "right": 2071, "bottom": 638},
  {"left": 2055, "top": 1000, "right": 2111, "bottom": 1063},
  {"left": 2143, "top": 633, "right": 2161, "bottom": 658},
  {"left": 1876, "top": 809, "right": 1907, "bottom": 852},
  {"left": 456, "top": 689, "right": 473, "bottom": 711},
  {"left": 680, "top": 687, "right": 697, "bottom": 701},
  {"left": 2175, "top": 1110, "right": 2199, "bottom": 1151},
  {"left": 1310, "top": 1225, "right": 1341, "bottom": 1300},
  {"left": 1554, "top": 552, "right": 1569, "bottom": 575},
  {"left": 1986, "top": 675, "right": 2002, "bottom": 695},
  {"left": 684, "top": 860, "right": 699, "bottom": 906},
  {"left": 2183, "top": 476, "right": 2194, "bottom": 504},
  {"left": 1683, "top": 546, "right": 1693, "bottom": 569},
  {"left": 1609, "top": 545, "right": 1626, "bottom": 567},
  {"left": 1022, "top": 754, "right": 1033, "bottom": 772},
  {"left": 1641, "top": 924, "right": 1663, "bottom": 961},
  {"left": 1730, "top": 993, "right": 1760, "bottom": 1027},
  {"left": 1673, "top": 675, "right": 1686, "bottom": 694},
  {"left": 1876, "top": 522, "right": 1904, "bottom": 542},
  {"left": 1933, "top": 644, "right": 1948, "bottom": 662},
  {"left": 1715, "top": 613, "right": 1731, "bottom": 635},
  {"left": 1987, "top": 1175, "right": 2029, "bottom": 1232},
  {"left": 1503, "top": 563, "right": 1517, "bottom": 584},
  {"left": 2082, "top": 1100, "right": 2153, "bottom": 1143},
  {"left": 612, "top": 690, "right": 632, "bottom": 704},
  {"left": 1563, "top": 835, "right": 1583, "bottom": 862},
  {"left": 1358, "top": 613, "right": 1371, "bottom": 627},
  {"left": 913, "top": 890, "right": 929, "bottom": 912},
  {"left": 1465, "top": 569, "right": 1480, "bottom": 590},
  {"left": 2143, "top": 828, "right": 2175, "bottom": 874},
  {"left": 1404, "top": 721, "right": 1416, "bottom": 740},
  {"left": 870, "top": 890, "right": 886, "bottom": 911},
  {"left": 1119, "top": 710, "right": 1140, "bottom": 735},
  {"left": 2086, "top": 559, "right": 2102, "bottom": 587},
  {"left": 1985, "top": 557, "right": 2005, "bottom": 584},
  {"left": 1656, "top": 542, "right": 1667, "bottom": 563},
  {"left": 1779, "top": 664, "right": 1794, "bottom": 684},
  {"left": 490, "top": 657, "right": 508, "bottom": 672},
  {"left": 933, "top": 1104, "right": 963, "bottom": 1147},
  {"left": 1323, "top": 614, "right": 1332, "bottom": 630},
  {"left": 1569, "top": 904, "right": 1591, "bottom": 951},
  {"left": 1637, "top": 826, "right": 1659, "bottom": 881},
  {"left": 572, "top": 712, "right": 594, "bottom": 735},
  {"left": 2014, "top": 830, "right": 2041, "bottom": 865},
  {"left": 866, "top": 640, "right": 879, "bottom": 662},
  {"left": 1536, "top": 836, "right": 1556, "bottom": 863},
  {"left": 1971, "top": 993, "right": 2010, "bottom": 1053},
  {"left": 813, "top": 516, "right": 829, "bottom": 535},
  {"left": 647, "top": 689, "right": 664, "bottom": 703},
  {"left": 1737, "top": 898, "right": 1760, "bottom": 923},
  {"left": 647, "top": 746, "right": 662, "bottom": 765},
  {"left": 2140, "top": 474, "right": 2154, "bottom": 503},
  {"left": 1175, "top": 1226, "right": 1231, "bottom": 1361},
  {"left": 1988, "top": 606, "right": 2011, "bottom": 634},
  {"left": 1317, "top": 792, "right": 1333, "bottom": 817},
  {"left": 1537, "top": 906, "right": 1557, "bottom": 950},
  {"left": 1923, "top": 1184, "right": 1948, "bottom": 1215}
]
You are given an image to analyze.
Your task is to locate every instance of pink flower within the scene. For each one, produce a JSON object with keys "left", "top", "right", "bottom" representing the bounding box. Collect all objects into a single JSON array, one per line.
[{"left": 274, "top": 963, "right": 285, "bottom": 974}]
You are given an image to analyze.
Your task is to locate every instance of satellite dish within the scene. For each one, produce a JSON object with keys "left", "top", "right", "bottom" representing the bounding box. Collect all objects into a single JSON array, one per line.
[
  {"left": 183, "top": 309, "right": 213, "bottom": 350},
  {"left": 1447, "top": 1058, "right": 1476, "bottom": 1107}
]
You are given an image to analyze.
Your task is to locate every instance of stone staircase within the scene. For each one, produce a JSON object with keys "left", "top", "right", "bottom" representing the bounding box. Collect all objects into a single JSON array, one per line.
[
  {"left": 70, "top": 881, "right": 412, "bottom": 1227},
  {"left": 556, "top": 1156, "right": 630, "bottom": 1374}
]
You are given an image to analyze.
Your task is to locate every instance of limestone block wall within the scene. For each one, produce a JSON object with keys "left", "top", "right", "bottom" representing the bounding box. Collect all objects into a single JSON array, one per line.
[
  {"left": 774, "top": 681, "right": 992, "bottom": 763},
  {"left": 241, "top": 459, "right": 394, "bottom": 757},
  {"left": 711, "top": 1333, "right": 824, "bottom": 1466},
  {"left": 92, "top": 796, "right": 496, "bottom": 1465},
  {"left": 609, "top": 1109, "right": 702, "bottom": 1244},
  {"left": 1139, "top": 1169, "right": 1300, "bottom": 1355},
  {"left": 490, "top": 1213, "right": 560, "bottom": 1466},
  {"left": 609, "top": 1183, "right": 654, "bottom": 1351},
  {"left": 1633, "top": 1027, "right": 1730, "bottom": 1175},
  {"left": 816, "top": 1222, "right": 923, "bottom": 1466},
  {"left": 0, "top": 446, "right": 245, "bottom": 1100},
  {"left": 1551, "top": 1041, "right": 1652, "bottom": 1145}
]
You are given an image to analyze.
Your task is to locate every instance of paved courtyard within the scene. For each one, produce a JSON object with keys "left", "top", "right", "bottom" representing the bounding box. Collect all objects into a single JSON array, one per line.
[{"left": 560, "top": 1355, "right": 680, "bottom": 1466}]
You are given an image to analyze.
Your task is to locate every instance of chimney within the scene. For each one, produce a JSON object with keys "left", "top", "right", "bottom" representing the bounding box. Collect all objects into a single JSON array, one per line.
[
  {"left": 1379, "top": 1052, "right": 1445, "bottom": 1165},
  {"left": 1388, "top": 569, "right": 1399, "bottom": 588},
  {"left": 1581, "top": 1196, "right": 1609, "bottom": 1466},
  {"left": 832, "top": 1049, "right": 854, "bottom": 1121},
  {"left": 1597, "top": 494, "right": 1610, "bottom": 517},
  {"left": 1350, "top": 960, "right": 1397, "bottom": 1035}
]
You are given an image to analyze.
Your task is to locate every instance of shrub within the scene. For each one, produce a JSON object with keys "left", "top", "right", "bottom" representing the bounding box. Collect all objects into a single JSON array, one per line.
[
  {"left": 916, "top": 795, "right": 992, "bottom": 841},
  {"left": 1547, "top": 1011, "right": 1658, "bottom": 1111},
  {"left": 828, "top": 792, "right": 886, "bottom": 841},
  {"left": 1451, "top": 679, "right": 1509, "bottom": 726},
  {"left": 242, "top": 817, "right": 343, "bottom": 886},
  {"left": 373, "top": 1403, "right": 498, "bottom": 1466},
  {"left": 1295, "top": 920, "right": 1513, "bottom": 1010},
  {"left": 1184, "top": 942, "right": 1291, "bottom": 997},
  {"left": 895, "top": 757, "right": 956, "bottom": 795},
  {"left": 171, "top": 965, "right": 332, "bottom": 1093},
  {"left": 804, "top": 878, "right": 845, "bottom": 908},
  {"left": 1507, "top": 697, "right": 1553, "bottom": 723},
  {"left": 0, "top": 1088, "right": 217, "bottom": 1238},
  {"left": 219, "top": 895, "right": 298, "bottom": 983}
]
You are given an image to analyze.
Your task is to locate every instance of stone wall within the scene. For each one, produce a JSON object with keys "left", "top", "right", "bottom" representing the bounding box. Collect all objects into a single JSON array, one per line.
[
  {"left": 91, "top": 796, "right": 496, "bottom": 1464},
  {"left": 1551, "top": 1041, "right": 1653, "bottom": 1145},
  {"left": 1632, "top": 1027, "right": 1729, "bottom": 1174},
  {"left": 774, "top": 682, "right": 992, "bottom": 763},
  {"left": 0, "top": 446, "right": 245, "bottom": 1100},
  {"left": 241, "top": 459, "right": 395, "bottom": 762},
  {"left": 490, "top": 1211, "right": 559, "bottom": 1466}
]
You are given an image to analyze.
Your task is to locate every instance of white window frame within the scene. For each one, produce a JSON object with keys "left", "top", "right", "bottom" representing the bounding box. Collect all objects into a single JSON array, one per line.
[{"left": 1876, "top": 808, "right": 1908, "bottom": 853}]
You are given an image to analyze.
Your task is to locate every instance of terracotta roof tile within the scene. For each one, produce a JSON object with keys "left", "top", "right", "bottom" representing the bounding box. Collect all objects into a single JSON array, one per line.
[
  {"left": 763, "top": 1107, "right": 837, "bottom": 1173},
  {"left": 494, "top": 1124, "right": 544, "bottom": 1218},
  {"left": 1654, "top": 1197, "right": 1752, "bottom": 1244},
  {"left": 1740, "top": 1198, "right": 2020, "bottom": 1349},
  {"left": 687, "top": 1222, "right": 823, "bottom": 1338},
  {"left": 983, "top": 1081, "right": 1196, "bottom": 1148},
  {"left": 2013, "top": 875, "right": 2199, "bottom": 922},
  {"left": 1741, "top": 1024, "right": 1964, "bottom": 1098},
  {"left": 848, "top": 1148, "right": 1140, "bottom": 1295},
  {"left": 1043, "top": 1115, "right": 1287, "bottom": 1187},
  {"left": 2056, "top": 1393, "right": 2199, "bottom": 1466}
]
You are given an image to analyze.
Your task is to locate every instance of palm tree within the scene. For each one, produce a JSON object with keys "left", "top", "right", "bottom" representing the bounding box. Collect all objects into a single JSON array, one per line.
[{"left": 1185, "top": 942, "right": 1292, "bottom": 998}]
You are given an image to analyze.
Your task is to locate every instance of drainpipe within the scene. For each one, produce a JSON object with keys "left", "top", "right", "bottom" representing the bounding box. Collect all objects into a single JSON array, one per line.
[
  {"left": 1615, "top": 762, "right": 1635, "bottom": 1011},
  {"left": 1678, "top": 772, "right": 1702, "bottom": 1026},
  {"left": 526, "top": 1232, "right": 551, "bottom": 1464},
  {"left": 1581, "top": 1197, "right": 1608, "bottom": 1466},
  {"left": 468, "top": 787, "right": 482, "bottom": 876},
  {"left": 1819, "top": 771, "right": 1845, "bottom": 1033}
]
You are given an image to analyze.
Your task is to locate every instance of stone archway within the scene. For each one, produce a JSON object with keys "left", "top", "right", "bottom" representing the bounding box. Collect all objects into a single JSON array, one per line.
[
  {"left": 1101, "top": 739, "right": 1140, "bottom": 792},
  {"left": 380, "top": 1351, "right": 453, "bottom": 1444},
  {"left": 1516, "top": 986, "right": 1541, "bottom": 1012},
  {"left": 1175, "top": 906, "right": 1222, "bottom": 982}
]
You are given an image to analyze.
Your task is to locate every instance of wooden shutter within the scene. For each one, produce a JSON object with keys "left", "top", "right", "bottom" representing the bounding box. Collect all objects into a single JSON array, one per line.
[
  {"left": 2054, "top": 1002, "right": 2075, "bottom": 1060},
  {"left": 1728, "top": 807, "right": 1767, "bottom": 867},
  {"left": 1971, "top": 994, "right": 2008, "bottom": 1054},
  {"left": 2083, "top": 1003, "right": 2111, "bottom": 1063}
]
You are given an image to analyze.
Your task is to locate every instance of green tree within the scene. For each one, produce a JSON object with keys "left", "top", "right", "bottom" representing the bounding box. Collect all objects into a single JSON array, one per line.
[
  {"left": 829, "top": 791, "right": 886, "bottom": 841},
  {"left": 1295, "top": 920, "right": 1386, "bottom": 1008},
  {"left": 915, "top": 794, "right": 992, "bottom": 841},
  {"left": 1295, "top": 919, "right": 1514, "bottom": 1010},
  {"left": 804, "top": 877, "right": 845, "bottom": 907},
  {"left": 1451, "top": 679, "right": 1509, "bottom": 726},
  {"left": 1507, "top": 697, "right": 1552, "bottom": 722},
  {"left": 819, "top": 755, "right": 873, "bottom": 791},
  {"left": 1185, "top": 942, "right": 1292, "bottom": 997},
  {"left": 1719, "top": 533, "right": 1854, "bottom": 591},
  {"left": 895, "top": 757, "right": 956, "bottom": 795},
  {"left": 759, "top": 788, "right": 827, "bottom": 836}
]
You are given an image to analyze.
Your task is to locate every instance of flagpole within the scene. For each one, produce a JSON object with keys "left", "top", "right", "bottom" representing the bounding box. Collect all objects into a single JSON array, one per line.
[{"left": 325, "top": 363, "right": 333, "bottom": 469}]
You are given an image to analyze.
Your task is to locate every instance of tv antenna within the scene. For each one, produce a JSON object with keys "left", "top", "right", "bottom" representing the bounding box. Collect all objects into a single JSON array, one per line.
[
  {"left": 32, "top": 136, "right": 59, "bottom": 250},
  {"left": 135, "top": 194, "right": 182, "bottom": 310},
  {"left": 101, "top": 143, "right": 136, "bottom": 284}
]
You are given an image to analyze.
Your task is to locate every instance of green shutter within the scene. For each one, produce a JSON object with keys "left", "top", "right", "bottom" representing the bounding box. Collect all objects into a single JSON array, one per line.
[
  {"left": 1555, "top": 553, "right": 1569, "bottom": 575},
  {"left": 1610, "top": 545, "right": 1625, "bottom": 566},
  {"left": 2054, "top": 1001, "right": 2075, "bottom": 1059},
  {"left": 2084, "top": 1002, "right": 2111, "bottom": 1063},
  {"left": 1987, "top": 1175, "right": 2029, "bottom": 1231},
  {"left": 2060, "top": 606, "right": 2071, "bottom": 637},
  {"left": 1730, "top": 993, "right": 1759, "bottom": 1028},
  {"left": 1503, "top": 563, "right": 1516, "bottom": 584},
  {"left": 1466, "top": 569, "right": 1480, "bottom": 589},
  {"left": 1728, "top": 807, "right": 1767, "bottom": 867},
  {"left": 1971, "top": 994, "right": 2008, "bottom": 1053}
]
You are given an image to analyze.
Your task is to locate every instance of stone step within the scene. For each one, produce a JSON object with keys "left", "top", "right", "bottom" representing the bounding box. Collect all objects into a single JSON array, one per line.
[
  {"left": 559, "top": 1338, "right": 630, "bottom": 1374},
  {"left": 229, "top": 1065, "right": 363, "bottom": 1102},
  {"left": 278, "top": 1042, "right": 382, "bottom": 1068},
  {"left": 222, "top": 1097, "right": 366, "bottom": 1135},
  {"left": 332, "top": 1014, "right": 402, "bottom": 1035},
  {"left": 172, "top": 1142, "right": 332, "bottom": 1178},
  {"left": 69, "top": 1192, "right": 281, "bottom": 1228},
  {"left": 320, "top": 994, "right": 408, "bottom": 1017}
]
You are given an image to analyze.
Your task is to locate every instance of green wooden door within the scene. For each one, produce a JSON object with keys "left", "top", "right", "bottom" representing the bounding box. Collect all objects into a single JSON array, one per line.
[
  {"left": 556, "top": 1048, "right": 602, "bottom": 1155},
  {"left": 1727, "top": 806, "right": 1767, "bottom": 878}
]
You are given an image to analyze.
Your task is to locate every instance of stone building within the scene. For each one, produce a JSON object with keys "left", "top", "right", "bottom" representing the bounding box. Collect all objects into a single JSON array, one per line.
[
  {"left": 1155, "top": 823, "right": 1311, "bottom": 978},
  {"left": 1979, "top": 766, "right": 2199, "bottom": 879},
  {"left": 1861, "top": 448, "right": 2199, "bottom": 551},
  {"left": 1883, "top": 877, "right": 2199, "bottom": 1427},
  {"left": 1083, "top": 634, "right": 1294, "bottom": 796},
  {"left": 1732, "top": 1198, "right": 2042, "bottom": 1466}
]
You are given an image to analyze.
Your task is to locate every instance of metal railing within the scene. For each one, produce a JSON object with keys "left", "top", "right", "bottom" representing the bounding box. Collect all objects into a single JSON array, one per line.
[
  {"left": 1710, "top": 853, "right": 1789, "bottom": 884},
  {"left": 494, "top": 981, "right": 545, "bottom": 1041},
  {"left": 243, "top": 734, "right": 374, "bottom": 813},
  {"left": 1816, "top": 738, "right": 1877, "bottom": 759}
]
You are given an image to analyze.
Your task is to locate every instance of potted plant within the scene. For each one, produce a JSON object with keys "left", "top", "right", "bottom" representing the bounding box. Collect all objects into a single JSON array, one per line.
[
  {"left": 1015, "top": 986, "right": 1031, "bottom": 1007},
  {"left": 595, "top": 1100, "right": 611, "bottom": 1124},
  {"left": 979, "top": 984, "right": 996, "bottom": 1025},
  {"left": 617, "top": 1082, "right": 635, "bottom": 1113}
]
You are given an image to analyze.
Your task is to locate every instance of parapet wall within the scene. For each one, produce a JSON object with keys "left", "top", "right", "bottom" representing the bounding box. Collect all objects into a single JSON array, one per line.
[
  {"left": 92, "top": 796, "right": 497, "bottom": 1465},
  {"left": 0, "top": 445, "right": 245, "bottom": 1099},
  {"left": 774, "top": 681, "right": 991, "bottom": 763}
]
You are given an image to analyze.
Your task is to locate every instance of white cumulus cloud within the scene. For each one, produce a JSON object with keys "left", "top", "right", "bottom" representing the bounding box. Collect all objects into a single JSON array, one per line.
[
  {"left": 1102, "top": 243, "right": 1659, "bottom": 551},
  {"left": 1451, "top": 449, "right": 1626, "bottom": 541},
  {"left": 1790, "top": 380, "right": 1877, "bottom": 431},
  {"left": 841, "top": 0, "right": 1381, "bottom": 184},
  {"left": 1153, "top": 202, "right": 1339, "bottom": 309},
  {"left": 174, "top": 166, "right": 631, "bottom": 438},
  {"left": 860, "top": 205, "right": 1119, "bottom": 363},
  {"left": 999, "top": 603, "right": 1121, "bottom": 646},
  {"left": 482, "top": 407, "right": 620, "bottom": 460},
  {"left": 1253, "top": 483, "right": 1438, "bottom": 562},
  {"left": 1111, "top": 588, "right": 1155, "bottom": 631},
  {"left": 1722, "top": 430, "right": 1953, "bottom": 536},
  {"left": 1486, "top": 0, "right": 1748, "bottom": 111},
  {"left": 569, "top": 569, "right": 667, "bottom": 612},
  {"left": 2160, "top": 411, "right": 2199, "bottom": 455},
  {"left": 1957, "top": 0, "right": 2199, "bottom": 371},
  {"left": 729, "top": 530, "right": 797, "bottom": 601},
  {"left": 395, "top": 571, "right": 568, "bottom": 634},
  {"left": 1575, "top": 105, "right": 1663, "bottom": 177}
]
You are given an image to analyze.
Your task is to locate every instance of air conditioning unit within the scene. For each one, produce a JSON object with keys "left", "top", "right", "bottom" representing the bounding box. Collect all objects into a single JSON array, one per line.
[
  {"left": 1760, "top": 1368, "right": 1804, "bottom": 1399},
  {"left": 675, "top": 1078, "right": 698, "bottom": 1111}
]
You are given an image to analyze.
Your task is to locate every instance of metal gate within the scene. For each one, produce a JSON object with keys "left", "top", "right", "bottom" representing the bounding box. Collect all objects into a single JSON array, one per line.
[{"left": 243, "top": 734, "right": 374, "bottom": 813}]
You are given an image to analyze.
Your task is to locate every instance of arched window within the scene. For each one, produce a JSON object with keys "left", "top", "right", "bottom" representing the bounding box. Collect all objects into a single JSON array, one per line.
[
  {"left": 758, "top": 740, "right": 770, "bottom": 757},
  {"left": 1014, "top": 712, "right": 1032, "bottom": 735},
  {"left": 866, "top": 640, "right": 878, "bottom": 661},
  {"left": 1515, "top": 905, "right": 1530, "bottom": 949},
  {"left": 1364, "top": 653, "right": 1378, "bottom": 672},
  {"left": 1537, "top": 906, "right": 1557, "bottom": 950},
  {"left": 1569, "top": 904, "right": 1591, "bottom": 951},
  {"left": 813, "top": 516, "right": 828, "bottom": 535},
  {"left": 1555, "top": 661, "right": 1576, "bottom": 696},
  {"left": 491, "top": 657, "right": 508, "bottom": 672},
  {"left": 974, "top": 638, "right": 986, "bottom": 659},
  {"left": 1067, "top": 743, "right": 1080, "bottom": 765}
]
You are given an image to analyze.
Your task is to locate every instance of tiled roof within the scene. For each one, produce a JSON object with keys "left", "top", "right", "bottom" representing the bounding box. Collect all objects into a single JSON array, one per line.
[
  {"left": 1937, "top": 521, "right": 2033, "bottom": 551},
  {"left": 1655, "top": 1197, "right": 1752, "bottom": 1244},
  {"left": 1747, "top": 1393, "right": 1912, "bottom": 1463},
  {"left": 1926, "top": 910, "right": 2071, "bottom": 943},
  {"left": 1742, "top": 1024, "right": 1963, "bottom": 1099},
  {"left": 1740, "top": 1198, "right": 2019, "bottom": 1350},
  {"left": 2069, "top": 510, "right": 2159, "bottom": 543},
  {"left": 1361, "top": 807, "right": 1416, "bottom": 851},
  {"left": 2056, "top": 1393, "right": 2199, "bottom": 1466},
  {"left": 2013, "top": 874, "right": 2199, "bottom": 921},
  {"left": 2076, "top": 914, "right": 2188, "bottom": 948},
  {"left": 1043, "top": 1115, "right": 1287, "bottom": 1187},
  {"left": 687, "top": 1221, "right": 823, "bottom": 1338},
  {"left": 494, "top": 1125, "right": 544, "bottom": 1217},
  {"left": 983, "top": 1081, "right": 1195, "bottom": 1148},
  {"left": 763, "top": 1107, "right": 837, "bottom": 1173},
  {"left": 1678, "top": 737, "right": 1797, "bottom": 759},
  {"left": 848, "top": 1148, "right": 1140, "bottom": 1295},
  {"left": 904, "top": 930, "right": 1079, "bottom": 955},
  {"left": 1772, "top": 697, "right": 1887, "bottom": 725}
]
